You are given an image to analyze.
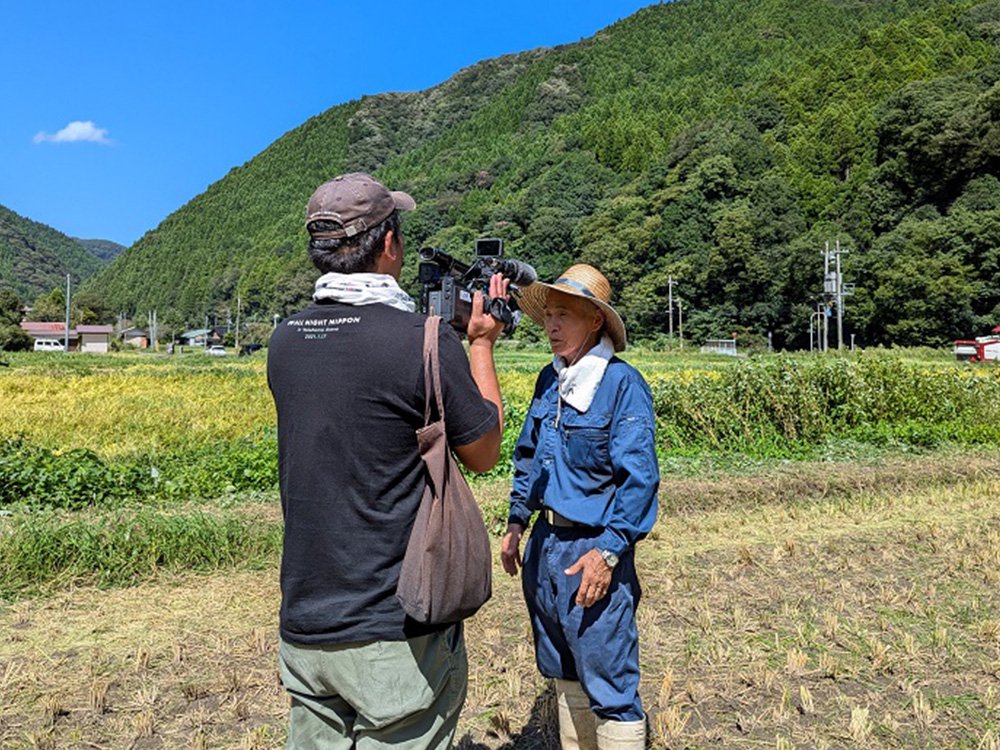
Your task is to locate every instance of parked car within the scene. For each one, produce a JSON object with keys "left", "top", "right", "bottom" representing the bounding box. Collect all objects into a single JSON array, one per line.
[
  {"left": 33, "top": 339, "right": 63, "bottom": 352},
  {"left": 206, "top": 345, "right": 227, "bottom": 357}
]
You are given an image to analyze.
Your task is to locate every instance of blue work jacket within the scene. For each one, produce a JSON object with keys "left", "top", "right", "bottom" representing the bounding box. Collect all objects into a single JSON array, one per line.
[{"left": 508, "top": 358, "right": 660, "bottom": 557}]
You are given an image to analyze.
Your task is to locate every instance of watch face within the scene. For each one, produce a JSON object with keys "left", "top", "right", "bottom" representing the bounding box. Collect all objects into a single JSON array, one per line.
[{"left": 601, "top": 550, "right": 619, "bottom": 568}]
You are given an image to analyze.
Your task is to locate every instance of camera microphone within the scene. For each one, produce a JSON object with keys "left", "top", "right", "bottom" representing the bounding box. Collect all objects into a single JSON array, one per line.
[{"left": 486, "top": 258, "right": 538, "bottom": 287}]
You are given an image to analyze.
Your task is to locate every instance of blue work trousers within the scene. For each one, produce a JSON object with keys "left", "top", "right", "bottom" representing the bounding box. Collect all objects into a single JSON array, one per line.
[{"left": 521, "top": 519, "right": 643, "bottom": 721}]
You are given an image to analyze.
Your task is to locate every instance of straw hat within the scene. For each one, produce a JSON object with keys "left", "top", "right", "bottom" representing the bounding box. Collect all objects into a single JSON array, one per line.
[{"left": 518, "top": 264, "right": 627, "bottom": 352}]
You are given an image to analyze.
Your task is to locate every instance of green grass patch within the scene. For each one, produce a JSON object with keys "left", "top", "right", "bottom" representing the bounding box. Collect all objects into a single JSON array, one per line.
[{"left": 0, "top": 507, "right": 282, "bottom": 598}]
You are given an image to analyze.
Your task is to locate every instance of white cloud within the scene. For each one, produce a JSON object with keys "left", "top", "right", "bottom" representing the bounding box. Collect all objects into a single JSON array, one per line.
[{"left": 33, "top": 120, "right": 112, "bottom": 145}]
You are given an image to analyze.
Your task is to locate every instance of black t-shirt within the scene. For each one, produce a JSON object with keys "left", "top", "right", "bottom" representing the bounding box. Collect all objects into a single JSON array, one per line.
[{"left": 267, "top": 300, "right": 497, "bottom": 645}]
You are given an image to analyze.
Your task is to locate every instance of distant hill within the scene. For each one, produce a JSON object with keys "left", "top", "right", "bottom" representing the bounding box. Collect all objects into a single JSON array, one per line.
[
  {"left": 0, "top": 204, "right": 104, "bottom": 301},
  {"left": 86, "top": 0, "right": 1000, "bottom": 347},
  {"left": 75, "top": 238, "right": 126, "bottom": 263}
]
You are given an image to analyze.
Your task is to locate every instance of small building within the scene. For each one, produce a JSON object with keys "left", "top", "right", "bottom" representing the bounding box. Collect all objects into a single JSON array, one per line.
[
  {"left": 20, "top": 321, "right": 79, "bottom": 351},
  {"left": 179, "top": 328, "right": 212, "bottom": 347},
  {"left": 700, "top": 338, "right": 739, "bottom": 356},
  {"left": 210, "top": 326, "right": 228, "bottom": 345},
  {"left": 77, "top": 325, "right": 114, "bottom": 354},
  {"left": 120, "top": 327, "right": 149, "bottom": 349}
]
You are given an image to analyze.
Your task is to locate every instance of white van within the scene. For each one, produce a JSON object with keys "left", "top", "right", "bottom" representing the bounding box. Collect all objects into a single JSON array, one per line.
[{"left": 33, "top": 338, "right": 64, "bottom": 352}]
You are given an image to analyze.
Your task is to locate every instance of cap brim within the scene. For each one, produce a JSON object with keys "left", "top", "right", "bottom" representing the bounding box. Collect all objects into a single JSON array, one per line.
[
  {"left": 390, "top": 190, "right": 416, "bottom": 212},
  {"left": 517, "top": 282, "right": 628, "bottom": 352}
]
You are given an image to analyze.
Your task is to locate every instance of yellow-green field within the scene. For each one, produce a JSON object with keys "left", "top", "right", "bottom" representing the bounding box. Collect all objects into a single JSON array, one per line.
[
  {"left": 0, "top": 346, "right": 990, "bottom": 458},
  {"left": 0, "top": 347, "right": 731, "bottom": 456}
]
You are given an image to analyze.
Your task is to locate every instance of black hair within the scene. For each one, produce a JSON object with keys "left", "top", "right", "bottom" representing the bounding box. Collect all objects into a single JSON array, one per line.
[{"left": 306, "top": 210, "right": 401, "bottom": 274}]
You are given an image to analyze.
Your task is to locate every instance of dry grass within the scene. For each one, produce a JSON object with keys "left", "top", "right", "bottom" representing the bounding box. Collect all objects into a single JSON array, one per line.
[{"left": 1, "top": 472, "right": 999, "bottom": 748}]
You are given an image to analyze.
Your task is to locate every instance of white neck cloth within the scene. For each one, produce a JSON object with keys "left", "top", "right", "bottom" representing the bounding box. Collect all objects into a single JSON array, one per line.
[
  {"left": 313, "top": 272, "right": 416, "bottom": 313},
  {"left": 553, "top": 334, "right": 615, "bottom": 414}
]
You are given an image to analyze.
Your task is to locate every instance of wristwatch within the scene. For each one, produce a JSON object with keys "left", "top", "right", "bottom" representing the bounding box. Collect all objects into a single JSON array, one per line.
[{"left": 599, "top": 549, "right": 619, "bottom": 569}]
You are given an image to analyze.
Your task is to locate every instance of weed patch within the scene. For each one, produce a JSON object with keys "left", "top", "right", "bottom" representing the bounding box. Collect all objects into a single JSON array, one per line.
[{"left": 0, "top": 507, "right": 282, "bottom": 598}]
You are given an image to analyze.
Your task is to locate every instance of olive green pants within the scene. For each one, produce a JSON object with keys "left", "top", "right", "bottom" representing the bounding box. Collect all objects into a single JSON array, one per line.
[{"left": 278, "top": 625, "right": 467, "bottom": 750}]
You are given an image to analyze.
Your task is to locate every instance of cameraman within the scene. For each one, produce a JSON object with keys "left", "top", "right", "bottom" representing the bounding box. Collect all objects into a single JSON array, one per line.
[{"left": 267, "top": 172, "right": 508, "bottom": 750}]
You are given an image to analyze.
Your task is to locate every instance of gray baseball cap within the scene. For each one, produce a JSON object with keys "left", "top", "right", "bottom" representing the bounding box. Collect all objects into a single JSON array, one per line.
[{"left": 305, "top": 172, "right": 416, "bottom": 239}]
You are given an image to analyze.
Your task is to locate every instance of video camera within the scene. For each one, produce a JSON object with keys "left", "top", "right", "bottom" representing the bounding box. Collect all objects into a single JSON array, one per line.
[{"left": 418, "top": 238, "right": 537, "bottom": 335}]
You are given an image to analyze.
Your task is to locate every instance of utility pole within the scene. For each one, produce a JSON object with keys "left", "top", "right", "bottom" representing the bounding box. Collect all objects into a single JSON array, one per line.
[
  {"left": 836, "top": 240, "right": 844, "bottom": 350},
  {"left": 235, "top": 295, "right": 241, "bottom": 351},
  {"left": 834, "top": 239, "right": 855, "bottom": 350},
  {"left": 823, "top": 243, "right": 832, "bottom": 352},
  {"left": 822, "top": 239, "right": 856, "bottom": 351},
  {"left": 667, "top": 275, "right": 678, "bottom": 343},
  {"left": 64, "top": 274, "right": 71, "bottom": 353},
  {"left": 677, "top": 298, "right": 684, "bottom": 349}
]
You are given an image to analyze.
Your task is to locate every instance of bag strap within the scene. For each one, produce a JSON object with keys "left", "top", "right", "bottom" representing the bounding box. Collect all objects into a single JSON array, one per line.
[{"left": 422, "top": 316, "right": 446, "bottom": 426}]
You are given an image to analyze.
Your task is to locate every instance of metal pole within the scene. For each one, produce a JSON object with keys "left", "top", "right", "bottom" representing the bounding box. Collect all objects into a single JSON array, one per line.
[
  {"left": 836, "top": 239, "right": 844, "bottom": 350},
  {"left": 667, "top": 275, "right": 676, "bottom": 342},
  {"left": 235, "top": 295, "right": 241, "bottom": 351},
  {"left": 823, "top": 243, "right": 830, "bottom": 353},
  {"left": 64, "top": 274, "right": 71, "bottom": 353},
  {"left": 677, "top": 299, "right": 683, "bottom": 349}
]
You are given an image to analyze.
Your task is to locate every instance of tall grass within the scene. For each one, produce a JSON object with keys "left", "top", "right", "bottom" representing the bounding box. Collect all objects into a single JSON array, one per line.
[
  {"left": 652, "top": 355, "right": 1000, "bottom": 457},
  {"left": 0, "top": 508, "right": 282, "bottom": 597}
]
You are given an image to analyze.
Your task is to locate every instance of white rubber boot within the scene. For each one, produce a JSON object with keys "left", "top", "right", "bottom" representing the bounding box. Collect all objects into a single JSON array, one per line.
[
  {"left": 595, "top": 716, "right": 646, "bottom": 750},
  {"left": 555, "top": 679, "right": 597, "bottom": 750}
]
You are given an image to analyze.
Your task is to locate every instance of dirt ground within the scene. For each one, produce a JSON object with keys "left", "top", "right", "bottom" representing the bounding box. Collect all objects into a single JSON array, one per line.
[{"left": 2, "top": 460, "right": 999, "bottom": 749}]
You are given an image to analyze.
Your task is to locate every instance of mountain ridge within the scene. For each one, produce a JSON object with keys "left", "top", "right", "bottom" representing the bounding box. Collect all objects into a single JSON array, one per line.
[{"left": 0, "top": 204, "right": 105, "bottom": 301}]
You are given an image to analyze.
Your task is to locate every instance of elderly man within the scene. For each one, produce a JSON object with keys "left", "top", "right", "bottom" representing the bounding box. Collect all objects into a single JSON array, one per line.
[
  {"left": 501, "top": 264, "right": 659, "bottom": 750},
  {"left": 268, "top": 172, "right": 508, "bottom": 749}
]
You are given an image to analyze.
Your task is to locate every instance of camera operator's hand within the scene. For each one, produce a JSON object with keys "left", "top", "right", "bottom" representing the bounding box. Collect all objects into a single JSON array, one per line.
[{"left": 467, "top": 273, "right": 510, "bottom": 346}]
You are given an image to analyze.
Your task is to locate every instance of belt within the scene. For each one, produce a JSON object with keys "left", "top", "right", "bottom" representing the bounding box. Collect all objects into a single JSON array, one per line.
[{"left": 542, "top": 508, "right": 590, "bottom": 528}]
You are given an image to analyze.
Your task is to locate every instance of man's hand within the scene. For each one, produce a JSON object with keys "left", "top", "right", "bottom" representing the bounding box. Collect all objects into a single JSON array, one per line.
[
  {"left": 467, "top": 273, "right": 510, "bottom": 345},
  {"left": 500, "top": 522, "right": 524, "bottom": 576},
  {"left": 565, "top": 549, "right": 613, "bottom": 607}
]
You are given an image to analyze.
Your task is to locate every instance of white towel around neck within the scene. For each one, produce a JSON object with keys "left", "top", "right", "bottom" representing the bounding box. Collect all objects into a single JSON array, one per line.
[
  {"left": 553, "top": 335, "right": 615, "bottom": 413},
  {"left": 313, "top": 272, "right": 416, "bottom": 313}
]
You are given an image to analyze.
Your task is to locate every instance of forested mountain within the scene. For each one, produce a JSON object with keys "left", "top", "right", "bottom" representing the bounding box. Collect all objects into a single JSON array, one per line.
[
  {"left": 0, "top": 205, "right": 103, "bottom": 301},
  {"left": 86, "top": 0, "right": 1000, "bottom": 348},
  {"left": 75, "top": 238, "right": 126, "bottom": 263}
]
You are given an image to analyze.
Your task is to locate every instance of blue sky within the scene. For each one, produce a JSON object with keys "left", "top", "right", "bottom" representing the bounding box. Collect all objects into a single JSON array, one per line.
[{"left": 1, "top": 1, "right": 655, "bottom": 247}]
